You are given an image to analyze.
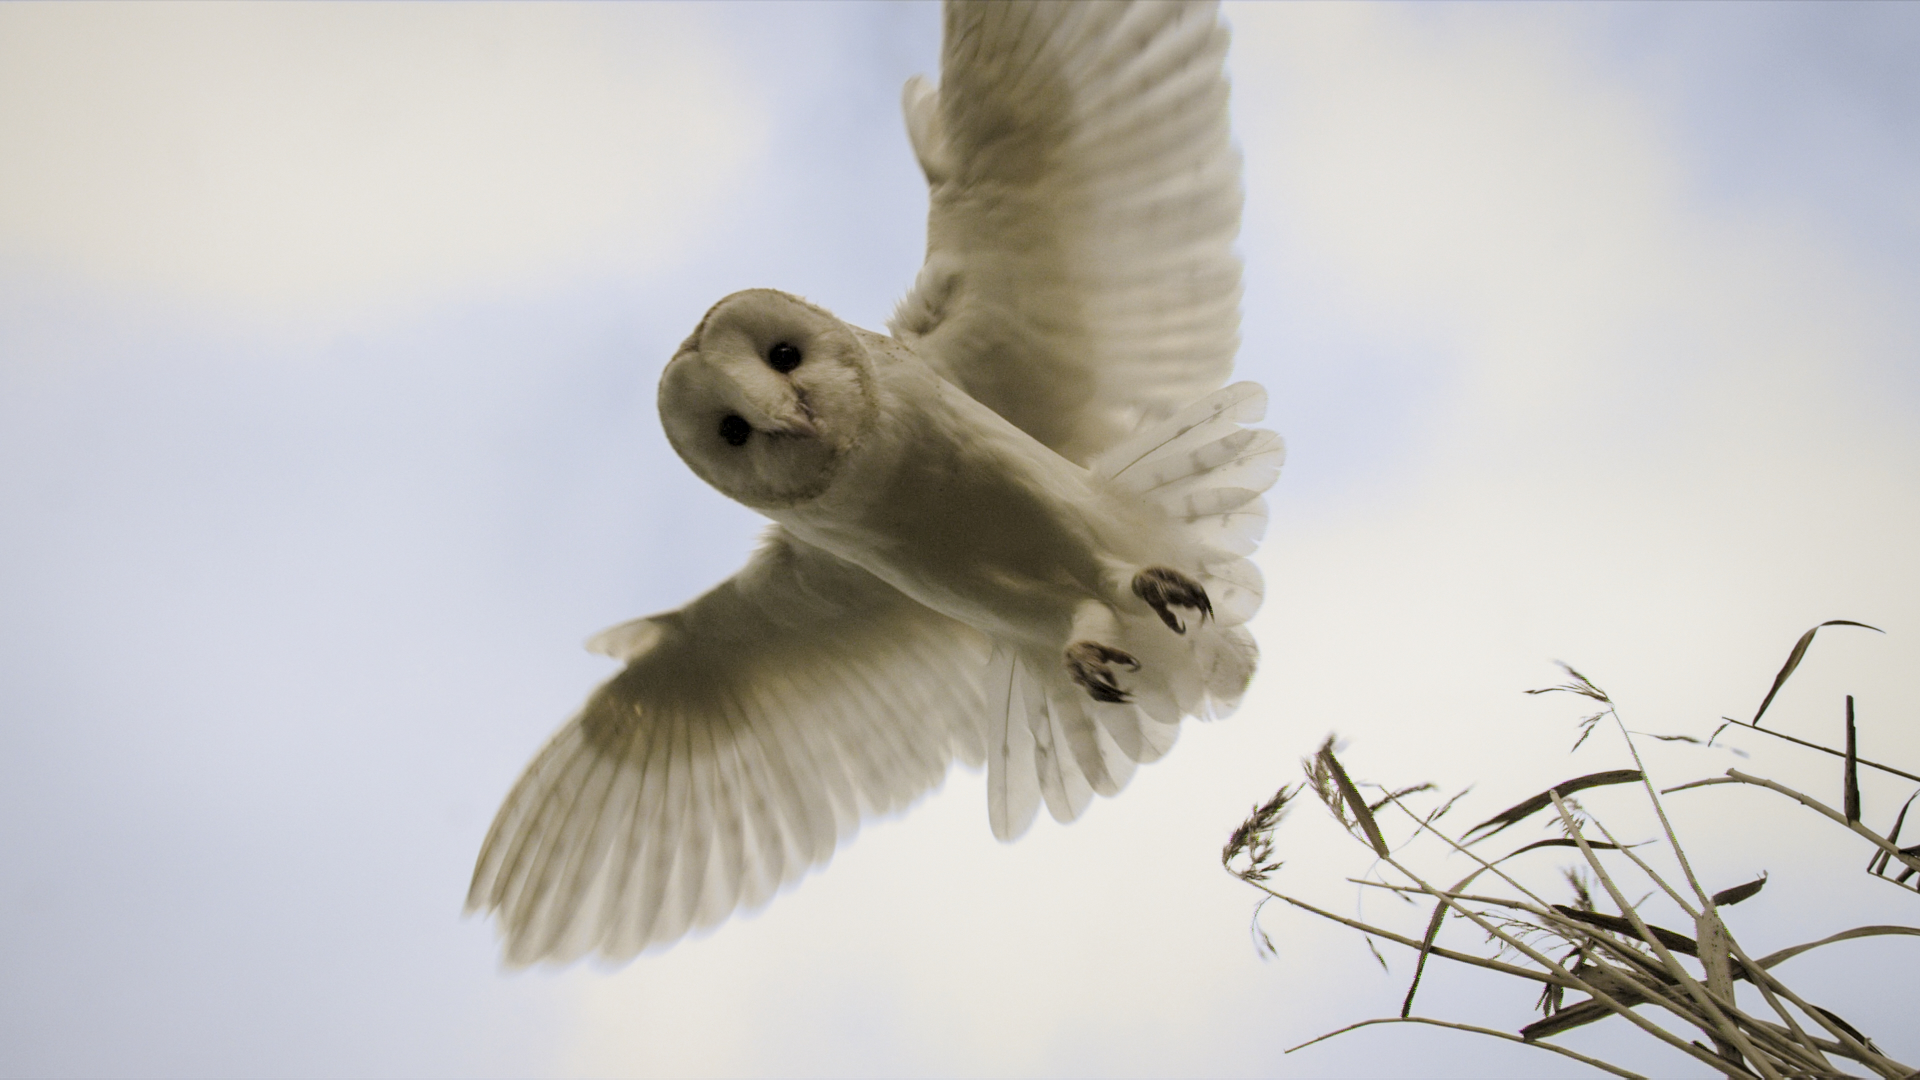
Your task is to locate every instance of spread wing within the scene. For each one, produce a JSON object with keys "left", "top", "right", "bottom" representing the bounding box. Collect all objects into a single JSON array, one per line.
[
  {"left": 889, "top": 0, "right": 1242, "bottom": 465},
  {"left": 468, "top": 530, "right": 990, "bottom": 966}
]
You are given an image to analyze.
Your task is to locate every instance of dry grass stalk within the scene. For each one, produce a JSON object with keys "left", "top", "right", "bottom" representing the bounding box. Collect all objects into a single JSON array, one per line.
[{"left": 1224, "top": 622, "right": 1917, "bottom": 1078}]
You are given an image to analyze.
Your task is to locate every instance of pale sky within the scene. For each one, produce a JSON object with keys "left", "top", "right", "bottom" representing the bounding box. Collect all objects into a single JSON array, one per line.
[{"left": 2, "top": 3, "right": 1915, "bottom": 1077}]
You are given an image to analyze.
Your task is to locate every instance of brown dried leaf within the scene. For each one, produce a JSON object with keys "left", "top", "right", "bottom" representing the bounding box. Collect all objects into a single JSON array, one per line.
[
  {"left": 1872, "top": 790, "right": 1920, "bottom": 881},
  {"left": 1808, "top": 1005, "right": 1875, "bottom": 1051},
  {"left": 1751, "top": 924, "right": 1920, "bottom": 970},
  {"left": 1501, "top": 838, "right": 1631, "bottom": 860},
  {"left": 1750, "top": 620, "right": 1882, "bottom": 728},
  {"left": 1319, "top": 744, "right": 1390, "bottom": 857},
  {"left": 1710, "top": 873, "right": 1767, "bottom": 908},
  {"left": 1551, "top": 905, "right": 1699, "bottom": 956},
  {"left": 1522, "top": 998, "right": 1616, "bottom": 1041},
  {"left": 1463, "top": 771, "right": 1644, "bottom": 844}
]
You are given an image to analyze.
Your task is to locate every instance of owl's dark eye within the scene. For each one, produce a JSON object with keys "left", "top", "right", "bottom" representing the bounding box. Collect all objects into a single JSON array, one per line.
[
  {"left": 767, "top": 342, "right": 802, "bottom": 374},
  {"left": 718, "top": 413, "right": 752, "bottom": 447}
]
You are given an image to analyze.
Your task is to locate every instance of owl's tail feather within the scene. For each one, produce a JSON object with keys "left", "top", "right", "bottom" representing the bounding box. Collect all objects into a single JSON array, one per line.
[
  {"left": 991, "top": 628, "right": 1253, "bottom": 839},
  {"left": 987, "top": 383, "right": 1282, "bottom": 841},
  {"left": 984, "top": 646, "right": 1042, "bottom": 842},
  {"left": 988, "top": 643, "right": 1175, "bottom": 840},
  {"left": 1093, "top": 381, "right": 1283, "bottom": 628},
  {"left": 1098, "top": 378, "right": 1280, "bottom": 721}
]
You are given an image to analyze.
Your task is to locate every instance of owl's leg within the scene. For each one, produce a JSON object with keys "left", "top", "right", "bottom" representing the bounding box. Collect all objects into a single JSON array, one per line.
[
  {"left": 1064, "top": 602, "right": 1137, "bottom": 704},
  {"left": 1131, "top": 567, "right": 1213, "bottom": 635}
]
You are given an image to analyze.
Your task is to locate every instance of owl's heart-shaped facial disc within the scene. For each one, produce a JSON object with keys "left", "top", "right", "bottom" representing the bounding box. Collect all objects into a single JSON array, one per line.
[{"left": 658, "top": 288, "right": 879, "bottom": 510}]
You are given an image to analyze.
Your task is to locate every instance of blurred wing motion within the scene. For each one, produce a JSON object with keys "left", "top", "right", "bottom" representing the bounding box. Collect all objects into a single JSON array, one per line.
[
  {"left": 891, "top": 0, "right": 1242, "bottom": 465},
  {"left": 468, "top": 530, "right": 989, "bottom": 965}
]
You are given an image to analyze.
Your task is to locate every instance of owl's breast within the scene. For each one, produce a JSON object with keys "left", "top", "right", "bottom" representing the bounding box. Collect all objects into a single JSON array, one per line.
[{"left": 772, "top": 364, "right": 1124, "bottom": 646}]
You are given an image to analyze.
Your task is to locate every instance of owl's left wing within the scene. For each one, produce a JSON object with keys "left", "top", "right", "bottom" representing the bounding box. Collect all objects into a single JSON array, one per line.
[
  {"left": 468, "top": 529, "right": 989, "bottom": 965},
  {"left": 890, "top": 0, "right": 1242, "bottom": 465}
]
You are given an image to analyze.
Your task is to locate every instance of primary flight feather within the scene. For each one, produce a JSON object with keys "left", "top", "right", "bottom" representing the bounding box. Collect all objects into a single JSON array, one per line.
[{"left": 469, "top": 0, "right": 1282, "bottom": 967}]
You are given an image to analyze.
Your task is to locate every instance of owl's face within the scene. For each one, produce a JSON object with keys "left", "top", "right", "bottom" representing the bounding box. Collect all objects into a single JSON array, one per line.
[{"left": 658, "top": 289, "right": 879, "bottom": 510}]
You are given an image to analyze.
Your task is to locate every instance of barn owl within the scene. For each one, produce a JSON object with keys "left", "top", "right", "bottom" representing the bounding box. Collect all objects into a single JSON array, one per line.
[{"left": 468, "top": 0, "right": 1281, "bottom": 967}]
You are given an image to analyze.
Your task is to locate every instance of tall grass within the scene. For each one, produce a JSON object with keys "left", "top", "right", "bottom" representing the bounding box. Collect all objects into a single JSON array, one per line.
[{"left": 1225, "top": 622, "right": 1918, "bottom": 1078}]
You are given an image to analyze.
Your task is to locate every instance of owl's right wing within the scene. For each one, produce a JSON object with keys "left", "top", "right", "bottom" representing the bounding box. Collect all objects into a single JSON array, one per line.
[
  {"left": 890, "top": 0, "right": 1242, "bottom": 466},
  {"left": 467, "top": 529, "right": 990, "bottom": 966}
]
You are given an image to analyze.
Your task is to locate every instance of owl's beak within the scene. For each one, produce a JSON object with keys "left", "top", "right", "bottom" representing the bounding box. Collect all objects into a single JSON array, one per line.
[{"left": 767, "top": 394, "right": 818, "bottom": 438}]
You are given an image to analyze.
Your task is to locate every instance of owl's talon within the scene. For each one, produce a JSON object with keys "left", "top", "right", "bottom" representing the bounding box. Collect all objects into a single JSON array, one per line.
[
  {"left": 1066, "top": 641, "right": 1139, "bottom": 703},
  {"left": 1132, "top": 567, "right": 1212, "bottom": 634}
]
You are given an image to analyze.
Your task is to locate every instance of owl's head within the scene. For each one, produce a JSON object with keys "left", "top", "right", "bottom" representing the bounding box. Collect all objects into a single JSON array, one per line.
[{"left": 658, "top": 289, "right": 879, "bottom": 510}]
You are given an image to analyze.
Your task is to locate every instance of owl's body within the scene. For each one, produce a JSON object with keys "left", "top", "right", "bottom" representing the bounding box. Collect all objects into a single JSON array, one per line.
[
  {"left": 470, "top": 0, "right": 1280, "bottom": 966},
  {"left": 778, "top": 327, "right": 1126, "bottom": 647}
]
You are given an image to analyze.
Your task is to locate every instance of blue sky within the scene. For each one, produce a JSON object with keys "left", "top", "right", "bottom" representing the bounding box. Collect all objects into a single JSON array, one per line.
[{"left": 2, "top": 3, "right": 1916, "bottom": 1076}]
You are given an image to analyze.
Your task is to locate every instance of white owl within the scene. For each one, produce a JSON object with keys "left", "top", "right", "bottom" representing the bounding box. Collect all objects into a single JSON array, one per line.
[{"left": 469, "top": 0, "right": 1282, "bottom": 966}]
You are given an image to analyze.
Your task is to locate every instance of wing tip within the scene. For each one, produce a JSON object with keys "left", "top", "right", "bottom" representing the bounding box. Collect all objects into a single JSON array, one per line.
[{"left": 585, "top": 617, "right": 664, "bottom": 661}]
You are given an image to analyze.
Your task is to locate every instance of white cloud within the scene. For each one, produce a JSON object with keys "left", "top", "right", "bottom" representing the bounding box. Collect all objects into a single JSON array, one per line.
[
  {"left": 0, "top": 3, "right": 765, "bottom": 320},
  {"left": 1228, "top": 0, "right": 1920, "bottom": 684}
]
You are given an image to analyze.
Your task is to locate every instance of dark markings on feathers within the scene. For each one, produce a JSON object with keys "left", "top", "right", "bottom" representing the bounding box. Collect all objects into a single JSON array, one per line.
[
  {"left": 1132, "top": 567, "right": 1212, "bottom": 634},
  {"left": 1066, "top": 641, "right": 1139, "bottom": 703}
]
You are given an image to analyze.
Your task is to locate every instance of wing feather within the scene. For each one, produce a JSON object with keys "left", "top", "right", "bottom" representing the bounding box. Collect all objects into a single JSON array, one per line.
[
  {"left": 535, "top": 740, "right": 626, "bottom": 955},
  {"left": 504, "top": 733, "right": 605, "bottom": 942},
  {"left": 695, "top": 714, "right": 747, "bottom": 930},
  {"left": 893, "top": 0, "right": 1243, "bottom": 464},
  {"left": 985, "top": 647, "right": 1042, "bottom": 841},
  {"left": 469, "top": 529, "right": 990, "bottom": 965},
  {"left": 711, "top": 696, "right": 776, "bottom": 916},
  {"left": 668, "top": 714, "right": 719, "bottom": 943}
]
